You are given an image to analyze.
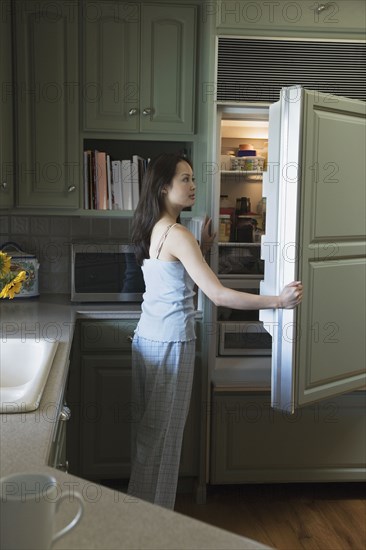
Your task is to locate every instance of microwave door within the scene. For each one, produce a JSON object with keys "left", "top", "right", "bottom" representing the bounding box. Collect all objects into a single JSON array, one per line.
[{"left": 260, "top": 86, "right": 366, "bottom": 414}]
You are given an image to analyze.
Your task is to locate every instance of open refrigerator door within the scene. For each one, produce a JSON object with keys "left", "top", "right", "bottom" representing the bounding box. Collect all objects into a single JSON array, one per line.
[
  {"left": 260, "top": 86, "right": 303, "bottom": 413},
  {"left": 260, "top": 86, "right": 366, "bottom": 414}
]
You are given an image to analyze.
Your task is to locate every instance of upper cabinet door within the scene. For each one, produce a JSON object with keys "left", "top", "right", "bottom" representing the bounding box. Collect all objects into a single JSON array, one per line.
[
  {"left": 83, "top": 1, "right": 140, "bottom": 132},
  {"left": 83, "top": 2, "right": 197, "bottom": 135},
  {"left": 140, "top": 4, "right": 197, "bottom": 134},
  {"left": 14, "top": 0, "right": 80, "bottom": 208},
  {"left": 260, "top": 86, "right": 366, "bottom": 413}
]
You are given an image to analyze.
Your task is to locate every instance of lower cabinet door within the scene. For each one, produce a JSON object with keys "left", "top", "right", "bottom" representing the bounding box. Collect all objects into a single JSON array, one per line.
[
  {"left": 80, "top": 354, "right": 132, "bottom": 479},
  {"left": 78, "top": 353, "right": 201, "bottom": 480},
  {"left": 211, "top": 390, "right": 366, "bottom": 484}
]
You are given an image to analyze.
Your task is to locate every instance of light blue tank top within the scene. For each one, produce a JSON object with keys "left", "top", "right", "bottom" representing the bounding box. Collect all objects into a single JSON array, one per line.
[{"left": 135, "top": 225, "right": 196, "bottom": 342}]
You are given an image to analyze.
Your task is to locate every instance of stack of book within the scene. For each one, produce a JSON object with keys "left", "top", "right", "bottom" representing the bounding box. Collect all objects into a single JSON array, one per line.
[{"left": 83, "top": 151, "right": 149, "bottom": 210}]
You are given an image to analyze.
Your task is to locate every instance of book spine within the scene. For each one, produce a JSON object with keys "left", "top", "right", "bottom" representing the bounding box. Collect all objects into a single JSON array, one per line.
[
  {"left": 106, "top": 154, "right": 112, "bottom": 210},
  {"left": 95, "top": 151, "right": 108, "bottom": 210},
  {"left": 111, "top": 160, "right": 123, "bottom": 210},
  {"left": 83, "top": 151, "right": 90, "bottom": 209},
  {"left": 121, "top": 159, "right": 133, "bottom": 210},
  {"left": 90, "top": 150, "right": 96, "bottom": 209},
  {"left": 131, "top": 155, "right": 140, "bottom": 209}
]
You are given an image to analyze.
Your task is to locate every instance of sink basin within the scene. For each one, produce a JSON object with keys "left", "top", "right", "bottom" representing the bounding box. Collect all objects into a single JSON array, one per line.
[{"left": 0, "top": 339, "right": 58, "bottom": 413}]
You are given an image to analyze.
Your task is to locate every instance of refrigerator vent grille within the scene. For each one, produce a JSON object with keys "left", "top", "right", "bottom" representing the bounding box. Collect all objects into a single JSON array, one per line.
[{"left": 217, "top": 38, "right": 366, "bottom": 102}]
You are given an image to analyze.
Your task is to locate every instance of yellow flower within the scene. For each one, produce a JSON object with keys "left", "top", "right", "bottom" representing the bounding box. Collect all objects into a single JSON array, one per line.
[
  {"left": 0, "top": 270, "right": 27, "bottom": 299},
  {"left": 0, "top": 251, "right": 11, "bottom": 277},
  {"left": 0, "top": 251, "right": 27, "bottom": 299}
]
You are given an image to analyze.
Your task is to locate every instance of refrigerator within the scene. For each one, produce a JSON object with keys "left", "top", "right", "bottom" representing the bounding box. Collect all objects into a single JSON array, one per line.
[
  {"left": 257, "top": 86, "right": 366, "bottom": 413},
  {"left": 208, "top": 86, "right": 365, "bottom": 485}
]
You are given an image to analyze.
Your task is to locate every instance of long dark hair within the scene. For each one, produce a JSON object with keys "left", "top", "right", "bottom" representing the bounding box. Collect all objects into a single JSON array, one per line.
[{"left": 131, "top": 153, "right": 192, "bottom": 265}]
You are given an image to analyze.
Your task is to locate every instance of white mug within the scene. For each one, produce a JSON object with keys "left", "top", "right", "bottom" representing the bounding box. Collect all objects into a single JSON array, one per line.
[{"left": 0, "top": 472, "right": 84, "bottom": 550}]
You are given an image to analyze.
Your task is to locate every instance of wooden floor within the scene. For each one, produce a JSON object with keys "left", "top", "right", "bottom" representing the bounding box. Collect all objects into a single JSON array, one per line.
[{"left": 174, "top": 483, "right": 366, "bottom": 550}]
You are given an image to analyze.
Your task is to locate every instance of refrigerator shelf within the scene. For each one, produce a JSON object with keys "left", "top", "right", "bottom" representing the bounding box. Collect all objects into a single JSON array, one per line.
[
  {"left": 220, "top": 170, "right": 263, "bottom": 178},
  {"left": 218, "top": 241, "right": 261, "bottom": 247}
]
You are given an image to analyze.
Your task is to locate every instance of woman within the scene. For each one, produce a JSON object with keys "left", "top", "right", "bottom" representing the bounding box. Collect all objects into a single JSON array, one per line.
[{"left": 127, "top": 153, "right": 303, "bottom": 509}]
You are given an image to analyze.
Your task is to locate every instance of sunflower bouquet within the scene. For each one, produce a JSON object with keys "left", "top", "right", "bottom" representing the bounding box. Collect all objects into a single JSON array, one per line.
[{"left": 0, "top": 251, "right": 27, "bottom": 299}]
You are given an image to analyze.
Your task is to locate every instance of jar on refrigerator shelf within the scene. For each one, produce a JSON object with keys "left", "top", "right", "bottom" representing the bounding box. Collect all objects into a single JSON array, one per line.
[
  {"left": 261, "top": 142, "right": 268, "bottom": 170},
  {"left": 236, "top": 216, "right": 254, "bottom": 243},
  {"left": 256, "top": 198, "right": 266, "bottom": 231},
  {"left": 219, "top": 215, "right": 231, "bottom": 242},
  {"left": 220, "top": 195, "right": 231, "bottom": 209}
]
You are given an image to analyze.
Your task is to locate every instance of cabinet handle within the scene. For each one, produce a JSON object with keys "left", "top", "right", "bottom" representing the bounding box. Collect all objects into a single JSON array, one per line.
[
  {"left": 142, "top": 108, "right": 153, "bottom": 116},
  {"left": 60, "top": 406, "right": 71, "bottom": 422},
  {"left": 1, "top": 182, "right": 7, "bottom": 190},
  {"left": 58, "top": 459, "right": 69, "bottom": 473},
  {"left": 128, "top": 108, "right": 138, "bottom": 116},
  {"left": 67, "top": 185, "right": 76, "bottom": 193},
  {"left": 127, "top": 335, "right": 134, "bottom": 343}
]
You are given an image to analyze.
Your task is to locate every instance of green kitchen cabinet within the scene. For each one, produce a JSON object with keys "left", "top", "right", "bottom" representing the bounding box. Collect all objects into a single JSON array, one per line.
[
  {"left": 13, "top": 1, "right": 80, "bottom": 208},
  {"left": 80, "top": 353, "right": 133, "bottom": 478},
  {"left": 67, "top": 319, "right": 201, "bottom": 481},
  {"left": 83, "top": 1, "right": 197, "bottom": 134},
  {"left": 67, "top": 319, "right": 138, "bottom": 479},
  {"left": 210, "top": 389, "right": 366, "bottom": 484},
  {"left": 0, "top": 0, "right": 14, "bottom": 208}
]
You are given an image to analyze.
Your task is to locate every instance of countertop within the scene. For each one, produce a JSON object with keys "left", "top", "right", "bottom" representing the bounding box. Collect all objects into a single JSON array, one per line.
[{"left": 0, "top": 295, "right": 270, "bottom": 550}]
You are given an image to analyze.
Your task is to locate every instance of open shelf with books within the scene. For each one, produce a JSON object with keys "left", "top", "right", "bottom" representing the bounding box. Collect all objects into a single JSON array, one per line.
[{"left": 83, "top": 139, "right": 193, "bottom": 214}]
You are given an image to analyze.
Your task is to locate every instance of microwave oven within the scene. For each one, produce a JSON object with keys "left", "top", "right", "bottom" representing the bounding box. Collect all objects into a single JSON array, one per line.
[{"left": 71, "top": 243, "right": 145, "bottom": 302}]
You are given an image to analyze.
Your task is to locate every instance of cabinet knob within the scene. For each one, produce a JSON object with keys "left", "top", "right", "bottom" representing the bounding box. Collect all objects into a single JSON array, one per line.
[
  {"left": 1, "top": 182, "right": 7, "bottom": 190},
  {"left": 128, "top": 108, "right": 138, "bottom": 116},
  {"left": 127, "top": 335, "right": 133, "bottom": 343},
  {"left": 315, "top": 2, "right": 331, "bottom": 12},
  {"left": 67, "top": 185, "right": 76, "bottom": 193},
  {"left": 142, "top": 108, "right": 153, "bottom": 116}
]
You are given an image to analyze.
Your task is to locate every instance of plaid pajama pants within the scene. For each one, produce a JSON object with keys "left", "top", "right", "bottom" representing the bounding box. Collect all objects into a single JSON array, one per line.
[{"left": 127, "top": 334, "right": 195, "bottom": 510}]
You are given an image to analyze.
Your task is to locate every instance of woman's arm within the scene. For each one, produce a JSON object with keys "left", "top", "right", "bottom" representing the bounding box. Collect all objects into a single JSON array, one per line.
[{"left": 166, "top": 225, "right": 302, "bottom": 310}]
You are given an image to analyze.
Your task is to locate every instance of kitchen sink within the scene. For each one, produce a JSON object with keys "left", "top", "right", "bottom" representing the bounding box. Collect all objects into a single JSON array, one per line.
[{"left": 0, "top": 339, "right": 58, "bottom": 413}]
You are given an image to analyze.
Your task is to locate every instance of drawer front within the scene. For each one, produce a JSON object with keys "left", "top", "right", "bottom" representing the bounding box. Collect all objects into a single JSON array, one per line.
[
  {"left": 219, "top": 321, "right": 272, "bottom": 356},
  {"left": 215, "top": 0, "right": 366, "bottom": 37},
  {"left": 81, "top": 320, "right": 138, "bottom": 352},
  {"left": 219, "top": 244, "right": 264, "bottom": 277}
]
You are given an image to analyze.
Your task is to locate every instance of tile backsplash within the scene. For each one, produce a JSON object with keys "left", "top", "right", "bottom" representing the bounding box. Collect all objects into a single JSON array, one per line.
[{"left": 0, "top": 215, "right": 132, "bottom": 294}]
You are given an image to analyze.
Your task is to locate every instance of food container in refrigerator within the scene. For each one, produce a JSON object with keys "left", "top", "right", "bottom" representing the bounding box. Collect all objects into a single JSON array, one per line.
[{"left": 219, "top": 215, "right": 231, "bottom": 242}]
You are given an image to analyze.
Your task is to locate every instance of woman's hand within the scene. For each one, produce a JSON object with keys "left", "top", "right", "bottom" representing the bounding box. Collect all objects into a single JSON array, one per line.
[
  {"left": 278, "top": 281, "right": 303, "bottom": 309},
  {"left": 200, "top": 216, "right": 216, "bottom": 257}
]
